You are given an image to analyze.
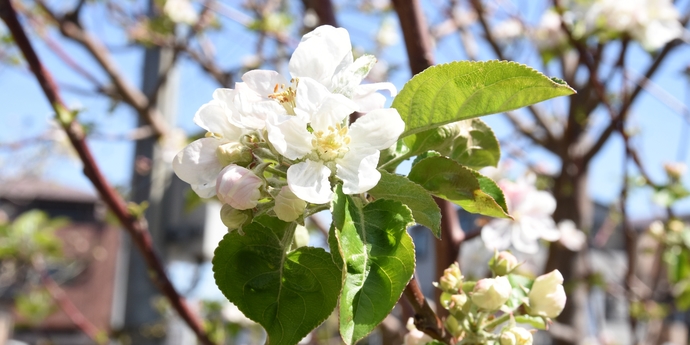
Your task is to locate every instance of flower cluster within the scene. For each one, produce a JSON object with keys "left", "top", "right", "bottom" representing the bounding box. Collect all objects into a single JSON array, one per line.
[
  {"left": 172, "top": 25, "right": 402, "bottom": 226},
  {"left": 412, "top": 258, "right": 566, "bottom": 345}
]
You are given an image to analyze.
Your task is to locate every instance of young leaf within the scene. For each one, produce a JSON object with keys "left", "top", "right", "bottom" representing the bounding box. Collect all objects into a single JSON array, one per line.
[
  {"left": 449, "top": 119, "right": 501, "bottom": 169},
  {"left": 408, "top": 156, "right": 510, "bottom": 218},
  {"left": 330, "top": 188, "right": 416, "bottom": 345},
  {"left": 213, "top": 216, "right": 341, "bottom": 345},
  {"left": 392, "top": 60, "right": 575, "bottom": 144},
  {"left": 368, "top": 171, "right": 442, "bottom": 238}
]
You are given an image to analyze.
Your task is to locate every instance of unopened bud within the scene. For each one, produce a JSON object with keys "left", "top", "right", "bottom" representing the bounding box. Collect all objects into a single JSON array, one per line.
[
  {"left": 216, "top": 165, "right": 263, "bottom": 210},
  {"left": 471, "top": 276, "right": 511, "bottom": 310},
  {"left": 293, "top": 224, "right": 310, "bottom": 248},
  {"left": 449, "top": 293, "right": 468, "bottom": 315},
  {"left": 528, "top": 270, "right": 566, "bottom": 318},
  {"left": 220, "top": 204, "right": 251, "bottom": 230},
  {"left": 490, "top": 251, "right": 519, "bottom": 276},
  {"left": 216, "top": 142, "right": 253, "bottom": 166},
  {"left": 274, "top": 187, "right": 307, "bottom": 222},
  {"left": 500, "top": 327, "right": 533, "bottom": 345},
  {"left": 664, "top": 162, "right": 686, "bottom": 181},
  {"left": 438, "top": 262, "right": 463, "bottom": 293}
]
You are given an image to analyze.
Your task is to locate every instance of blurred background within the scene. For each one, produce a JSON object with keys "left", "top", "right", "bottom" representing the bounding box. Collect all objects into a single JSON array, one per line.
[{"left": 1, "top": 0, "right": 690, "bottom": 344}]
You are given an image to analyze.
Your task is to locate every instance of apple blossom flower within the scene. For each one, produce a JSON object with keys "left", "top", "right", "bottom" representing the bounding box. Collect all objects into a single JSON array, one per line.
[
  {"left": 557, "top": 220, "right": 586, "bottom": 251},
  {"left": 289, "top": 25, "right": 397, "bottom": 112},
  {"left": 528, "top": 270, "right": 566, "bottom": 318},
  {"left": 471, "top": 276, "right": 512, "bottom": 310},
  {"left": 437, "top": 262, "right": 463, "bottom": 293},
  {"left": 274, "top": 186, "right": 307, "bottom": 222},
  {"left": 172, "top": 99, "right": 248, "bottom": 198},
  {"left": 268, "top": 106, "right": 404, "bottom": 204},
  {"left": 490, "top": 251, "right": 519, "bottom": 276},
  {"left": 163, "top": 0, "right": 198, "bottom": 25},
  {"left": 500, "top": 327, "right": 533, "bottom": 345},
  {"left": 481, "top": 174, "right": 561, "bottom": 254},
  {"left": 215, "top": 165, "right": 263, "bottom": 210}
]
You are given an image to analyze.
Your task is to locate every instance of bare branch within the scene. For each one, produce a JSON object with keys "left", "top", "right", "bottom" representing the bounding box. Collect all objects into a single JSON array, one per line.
[{"left": 0, "top": 3, "right": 215, "bottom": 344}]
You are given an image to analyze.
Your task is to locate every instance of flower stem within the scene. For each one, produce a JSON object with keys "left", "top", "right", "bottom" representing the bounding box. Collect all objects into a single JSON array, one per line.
[
  {"left": 483, "top": 312, "right": 511, "bottom": 331},
  {"left": 379, "top": 150, "right": 415, "bottom": 171},
  {"left": 265, "top": 165, "right": 287, "bottom": 178}
]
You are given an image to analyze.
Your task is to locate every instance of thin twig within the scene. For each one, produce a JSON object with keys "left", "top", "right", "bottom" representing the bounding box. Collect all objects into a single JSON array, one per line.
[{"left": 0, "top": 3, "right": 215, "bottom": 344}]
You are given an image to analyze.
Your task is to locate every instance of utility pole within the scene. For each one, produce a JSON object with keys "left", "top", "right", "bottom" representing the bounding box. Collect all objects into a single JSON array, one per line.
[{"left": 119, "top": 2, "right": 179, "bottom": 343}]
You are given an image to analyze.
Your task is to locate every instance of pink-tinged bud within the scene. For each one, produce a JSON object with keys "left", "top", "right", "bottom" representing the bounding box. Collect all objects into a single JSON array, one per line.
[
  {"left": 438, "top": 262, "right": 463, "bottom": 293},
  {"left": 528, "top": 270, "right": 566, "bottom": 318},
  {"left": 471, "top": 276, "right": 511, "bottom": 310},
  {"left": 274, "top": 186, "right": 307, "bottom": 222},
  {"left": 500, "top": 327, "right": 533, "bottom": 345},
  {"left": 215, "top": 165, "right": 263, "bottom": 210},
  {"left": 490, "top": 251, "right": 519, "bottom": 276}
]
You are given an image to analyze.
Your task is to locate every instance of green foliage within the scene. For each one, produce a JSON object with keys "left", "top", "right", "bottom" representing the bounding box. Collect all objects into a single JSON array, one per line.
[
  {"left": 408, "top": 156, "right": 510, "bottom": 218},
  {"left": 212, "top": 216, "right": 342, "bottom": 345},
  {"left": 15, "top": 288, "right": 56, "bottom": 325},
  {"left": 0, "top": 210, "right": 65, "bottom": 260},
  {"left": 392, "top": 60, "right": 576, "bottom": 144},
  {"left": 329, "top": 187, "right": 416, "bottom": 345},
  {"left": 368, "top": 171, "right": 442, "bottom": 237}
]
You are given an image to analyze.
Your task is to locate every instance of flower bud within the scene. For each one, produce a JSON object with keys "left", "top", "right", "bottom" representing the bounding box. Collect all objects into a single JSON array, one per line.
[
  {"left": 490, "top": 251, "right": 519, "bottom": 276},
  {"left": 293, "top": 224, "right": 310, "bottom": 248},
  {"left": 216, "top": 142, "right": 253, "bottom": 166},
  {"left": 438, "top": 262, "right": 463, "bottom": 293},
  {"left": 500, "top": 327, "right": 533, "bottom": 345},
  {"left": 274, "top": 187, "right": 307, "bottom": 222},
  {"left": 448, "top": 293, "right": 468, "bottom": 315},
  {"left": 664, "top": 162, "right": 686, "bottom": 181},
  {"left": 220, "top": 204, "right": 252, "bottom": 230},
  {"left": 471, "top": 276, "right": 511, "bottom": 310},
  {"left": 216, "top": 165, "right": 263, "bottom": 210},
  {"left": 528, "top": 270, "right": 566, "bottom": 318}
]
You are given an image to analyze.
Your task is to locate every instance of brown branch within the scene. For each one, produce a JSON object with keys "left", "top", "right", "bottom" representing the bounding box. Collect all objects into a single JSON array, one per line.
[
  {"left": 33, "top": 258, "right": 107, "bottom": 345},
  {"left": 0, "top": 3, "right": 215, "bottom": 345},
  {"left": 403, "top": 277, "right": 453, "bottom": 344},
  {"left": 35, "top": 0, "right": 169, "bottom": 138}
]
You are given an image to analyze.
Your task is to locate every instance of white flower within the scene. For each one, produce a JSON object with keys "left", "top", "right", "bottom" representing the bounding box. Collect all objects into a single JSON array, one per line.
[
  {"left": 289, "top": 25, "right": 397, "bottom": 112},
  {"left": 500, "top": 327, "right": 533, "bottom": 345},
  {"left": 471, "top": 276, "right": 512, "bottom": 310},
  {"left": 403, "top": 318, "right": 433, "bottom": 345},
  {"left": 481, "top": 174, "right": 561, "bottom": 254},
  {"left": 558, "top": 220, "right": 586, "bottom": 251},
  {"left": 532, "top": 10, "right": 568, "bottom": 51},
  {"left": 172, "top": 100, "right": 246, "bottom": 198},
  {"left": 528, "top": 270, "right": 566, "bottom": 318},
  {"left": 268, "top": 103, "right": 404, "bottom": 204},
  {"left": 493, "top": 18, "right": 524, "bottom": 41},
  {"left": 215, "top": 165, "right": 263, "bottom": 210},
  {"left": 376, "top": 17, "right": 400, "bottom": 47},
  {"left": 163, "top": 0, "right": 198, "bottom": 25},
  {"left": 274, "top": 186, "right": 307, "bottom": 222}
]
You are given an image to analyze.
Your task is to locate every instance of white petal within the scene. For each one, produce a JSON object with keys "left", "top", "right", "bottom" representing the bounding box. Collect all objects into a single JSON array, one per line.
[
  {"left": 295, "top": 77, "right": 332, "bottom": 119},
  {"left": 353, "top": 81, "right": 398, "bottom": 98},
  {"left": 266, "top": 114, "right": 313, "bottom": 160},
  {"left": 310, "top": 94, "right": 358, "bottom": 133},
  {"left": 331, "top": 54, "right": 377, "bottom": 95},
  {"left": 352, "top": 92, "right": 386, "bottom": 113},
  {"left": 191, "top": 183, "right": 217, "bottom": 198},
  {"left": 516, "top": 190, "right": 556, "bottom": 217},
  {"left": 172, "top": 138, "right": 224, "bottom": 197},
  {"left": 241, "top": 70, "right": 288, "bottom": 97},
  {"left": 233, "top": 88, "right": 285, "bottom": 129},
  {"left": 336, "top": 149, "right": 380, "bottom": 194},
  {"left": 287, "top": 160, "right": 334, "bottom": 204},
  {"left": 481, "top": 219, "right": 513, "bottom": 251},
  {"left": 348, "top": 108, "right": 405, "bottom": 151},
  {"left": 193, "top": 100, "right": 243, "bottom": 139},
  {"left": 511, "top": 223, "right": 540, "bottom": 254},
  {"left": 289, "top": 26, "right": 352, "bottom": 89}
]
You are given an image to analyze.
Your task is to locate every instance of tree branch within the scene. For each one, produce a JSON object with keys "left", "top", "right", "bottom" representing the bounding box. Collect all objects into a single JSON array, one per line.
[{"left": 0, "top": 3, "right": 215, "bottom": 344}]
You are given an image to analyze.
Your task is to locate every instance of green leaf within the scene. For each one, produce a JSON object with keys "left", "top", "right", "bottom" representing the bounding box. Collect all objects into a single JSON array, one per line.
[
  {"left": 329, "top": 188, "right": 416, "bottom": 345},
  {"left": 449, "top": 119, "right": 501, "bottom": 169},
  {"left": 213, "top": 216, "right": 342, "bottom": 345},
  {"left": 368, "top": 171, "right": 442, "bottom": 238},
  {"left": 392, "top": 60, "right": 575, "bottom": 144},
  {"left": 515, "top": 315, "right": 546, "bottom": 330},
  {"left": 408, "top": 156, "right": 510, "bottom": 218},
  {"left": 504, "top": 274, "right": 532, "bottom": 312}
]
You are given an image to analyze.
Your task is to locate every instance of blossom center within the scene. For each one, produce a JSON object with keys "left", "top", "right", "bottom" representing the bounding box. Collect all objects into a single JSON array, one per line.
[
  {"left": 268, "top": 79, "right": 298, "bottom": 115},
  {"left": 311, "top": 123, "right": 350, "bottom": 162}
]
